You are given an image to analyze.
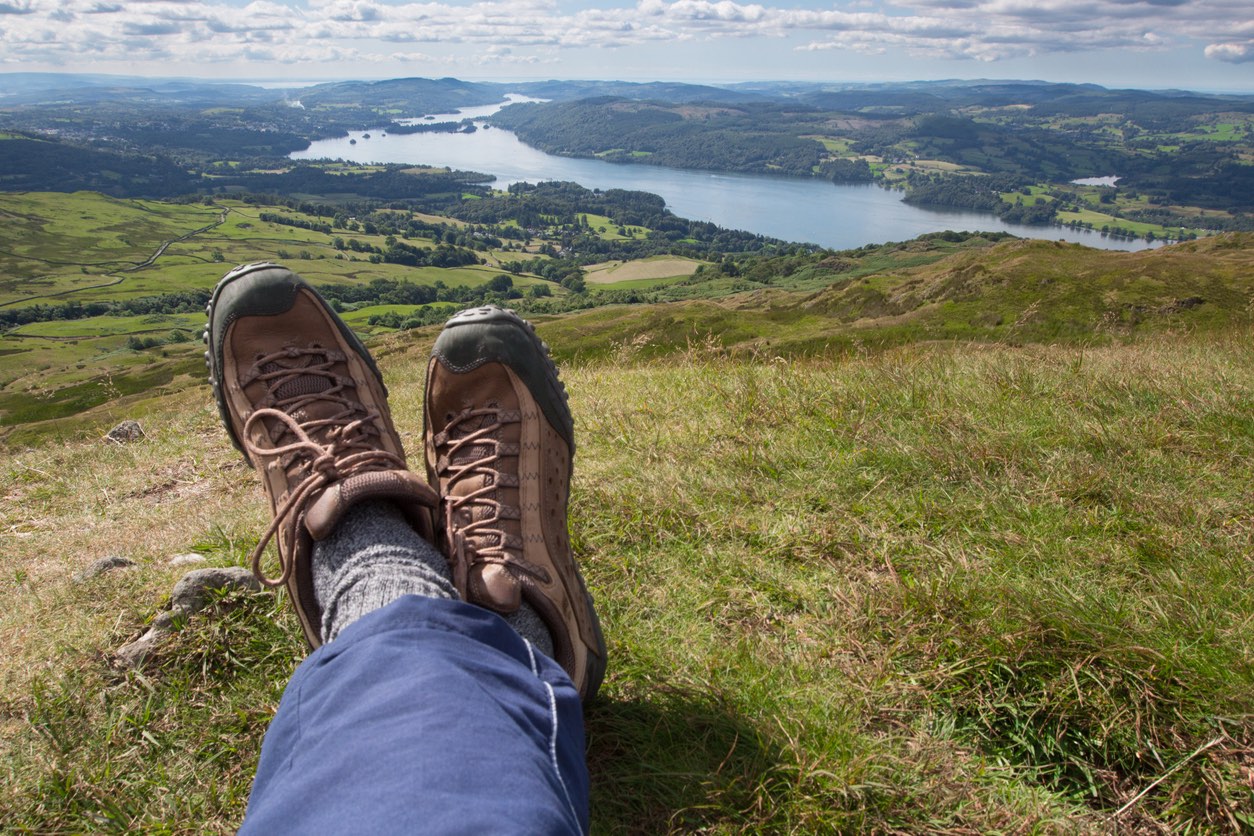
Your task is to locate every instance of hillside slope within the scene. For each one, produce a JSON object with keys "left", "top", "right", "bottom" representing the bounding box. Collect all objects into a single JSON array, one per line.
[
  {"left": 2, "top": 329, "right": 1250, "bottom": 832},
  {"left": 537, "top": 234, "right": 1254, "bottom": 361},
  {"left": 5, "top": 232, "right": 1253, "bottom": 442}
]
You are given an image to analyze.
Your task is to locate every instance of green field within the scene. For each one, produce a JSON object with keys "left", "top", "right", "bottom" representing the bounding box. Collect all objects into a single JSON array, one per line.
[
  {"left": 1055, "top": 208, "right": 1177, "bottom": 238},
  {"left": 0, "top": 192, "right": 223, "bottom": 306},
  {"left": 11, "top": 313, "right": 205, "bottom": 339},
  {"left": 1001, "top": 185, "right": 1053, "bottom": 206},
  {"left": 0, "top": 195, "right": 534, "bottom": 310},
  {"left": 999, "top": 185, "right": 1208, "bottom": 239},
  {"left": 340, "top": 303, "right": 460, "bottom": 335},
  {"left": 3, "top": 191, "right": 1251, "bottom": 432},
  {"left": 802, "top": 135, "right": 854, "bottom": 154},
  {"left": 578, "top": 213, "right": 650, "bottom": 242},
  {"left": 584, "top": 256, "right": 705, "bottom": 287},
  {"left": 0, "top": 193, "right": 567, "bottom": 426},
  {"left": 1148, "top": 121, "right": 1250, "bottom": 143}
]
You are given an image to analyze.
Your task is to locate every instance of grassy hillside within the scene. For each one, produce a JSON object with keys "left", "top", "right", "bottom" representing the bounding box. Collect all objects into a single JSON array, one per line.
[
  {"left": 539, "top": 234, "right": 1254, "bottom": 362},
  {"left": 1, "top": 323, "right": 1251, "bottom": 832},
  {"left": 6, "top": 221, "right": 1254, "bottom": 438}
]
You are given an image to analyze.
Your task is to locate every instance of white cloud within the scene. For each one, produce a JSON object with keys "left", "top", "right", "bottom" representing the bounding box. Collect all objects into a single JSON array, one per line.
[
  {"left": 788, "top": 0, "right": 1254, "bottom": 61},
  {"left": 1205, "top": 41, "right": 1253, "bottom": 63},
  {"left": 2, "top": 0, "right": 1253, "bottom": 71}
]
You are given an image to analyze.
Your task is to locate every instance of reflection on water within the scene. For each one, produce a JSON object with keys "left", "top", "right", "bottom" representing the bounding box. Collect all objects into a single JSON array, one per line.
[{"left": 293, "top": 99, "right": 1161, "bottom": 252}]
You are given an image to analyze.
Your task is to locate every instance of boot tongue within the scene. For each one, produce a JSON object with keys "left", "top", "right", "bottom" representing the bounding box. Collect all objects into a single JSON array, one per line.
[
  {"left": 305, "top": 470, "right": 439, "bottom": 540},
  {"left": 259, "top": 353, "right": 366, "bottom": 451},
  {"left": 446, "top": 409, "right": 500, "bottom": 507},
  {"left": 262, "top": 353, "right": 353, "bottom": 440}
]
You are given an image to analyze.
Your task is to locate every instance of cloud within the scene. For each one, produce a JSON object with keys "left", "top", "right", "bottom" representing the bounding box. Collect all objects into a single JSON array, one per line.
[
  {"left": 2, "top": 0, "right": 1252, "bottom": 70},
  {"left": 1205, "top": 41, "right": 1253, "bottom": 63},
  {"left": 122, "top": 20, "right": 183, "bottom": 35},
  {"left": 790, "top": 0, "right": 1254, "bottom": 61}
]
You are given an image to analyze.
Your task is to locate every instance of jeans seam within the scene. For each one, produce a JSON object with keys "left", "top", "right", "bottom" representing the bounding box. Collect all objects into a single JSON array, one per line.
[
  {"left": 285, "top": 672, "right": 305, "bottom": 778},
  {"left": 526, "top": 639, "right": 583, "bottom": 835}
]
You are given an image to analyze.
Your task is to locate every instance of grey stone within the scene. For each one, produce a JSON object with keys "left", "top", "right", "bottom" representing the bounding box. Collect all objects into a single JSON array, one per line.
[
  {"left": 105, "top": 420, "right": 145, "bottom": 444},
  {"left": 116, "top": 567, "right": 260, "bottom": 668},
  {"left": 168, "top": 553, "right": 208, "bottom": 567},
  {"left": 74, "top": 555, "right": 136, "bottom": 583},
  {"left": 116, "top": 628, "right": 165, "bottom": 668},
  {"left": 152, "top": 611, "right": 179, "bottom": 631},
  {"left": 170, "top": 567, "right": 260, "bottom": 615}
]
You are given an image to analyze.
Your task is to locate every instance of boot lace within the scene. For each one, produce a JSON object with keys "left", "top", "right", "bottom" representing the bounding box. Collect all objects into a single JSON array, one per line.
[
  {"left": 240, "top": 346, "right": 404, "bottom": 587},
  {"left": 435, "top": 405, "right": 548, "bottom": 595}
]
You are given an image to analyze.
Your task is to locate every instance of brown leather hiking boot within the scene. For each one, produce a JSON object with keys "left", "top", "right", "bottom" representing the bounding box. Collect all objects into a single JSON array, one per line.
[
  {"left": 205, "top": 262, "right": 438, "bottom": 648},
  {"left": 425, "top": 305, "right": 606, "bottom": 700}
]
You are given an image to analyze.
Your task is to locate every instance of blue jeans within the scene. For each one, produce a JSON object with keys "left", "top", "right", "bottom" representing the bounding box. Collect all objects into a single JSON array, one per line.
[{"left": 240, "top": 595, "right": 589, "bottom": 835}]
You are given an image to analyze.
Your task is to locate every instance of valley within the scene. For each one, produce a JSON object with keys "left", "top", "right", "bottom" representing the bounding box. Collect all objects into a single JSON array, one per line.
[{"left": 0, "top": 72, "right": 1251, "bottom": 834}]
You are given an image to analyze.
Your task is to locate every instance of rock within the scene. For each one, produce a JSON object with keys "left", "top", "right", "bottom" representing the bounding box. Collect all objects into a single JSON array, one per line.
[
  {"left": 115, "top": 628, "right": 165, "bottom": 667},
  {"left": 152, "top": 611, "right": 179, "bottom": 631},
  {"left": 115, "top": 567, "right": 261, "bottom": 669},
  {"left": 74, "top": 555, "right": 136, "bottom": 583},
  {"left": 168, "top": 553, "right": 208, "bottom": 567},
  {"left": 170, "top": 567, "right": 260, "bottom": 615},
  {"left": 105, "top": 420, "right": 145, "bottom": 444}
]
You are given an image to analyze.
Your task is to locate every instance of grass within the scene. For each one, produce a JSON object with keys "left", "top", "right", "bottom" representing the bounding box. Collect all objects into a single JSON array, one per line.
[
  {"left": 999, "top": 185, "right": 1219, "bottom": 239},
  {"left": 0, "top": 193, "right": 554, "bottom": 427},
  {"left": 5, "top": 226, "right": 1253, "bottom": 433},
  {"left": 0, "top": 196, "right": 505, "bottom": 311},
  {"left": 0, "top": 193, "right": 222, "bottom": 306},
  {"left": 11, "top": 313, "right": 204, "bottom": 339},
  {"left": 535, "top": 235, "right": 1254, "bottom": 364},
  {"left": 578, "top": 214, "right": 650, "bottom": 242},
  {"left": 1054, "top": 208, "right": 1197, "bottom": 239},
  {"left": 801, "top": 135, "right": 854, "bottom": 155},
  {"left": 584, "top": 256, "right": 705, "bottom": 286},
  {"left": 1001, "top": 187, "right": 1053, "bottom": 207},
  {"left": 1, "top": 322, "right": 1251, "bottom": 832},
  {"left": 1147, "top": 122, "right": 1250, "bottom": 143},
  {"left": 340, "top": 303, "right": 460, "bottom": 335}
]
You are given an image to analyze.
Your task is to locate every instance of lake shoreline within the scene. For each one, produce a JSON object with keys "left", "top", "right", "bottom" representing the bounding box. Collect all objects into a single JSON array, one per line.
[{"left": 293, "top": 99, "right": 1164, "bottom": 253}]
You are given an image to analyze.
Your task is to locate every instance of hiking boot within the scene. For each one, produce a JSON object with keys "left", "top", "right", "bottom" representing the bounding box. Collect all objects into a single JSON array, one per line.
[
  {"left": 425, "top": 305, "right": 606, "bottom": 700},
  {"left": 205, "top": 262, "right": 438, "bottom": 648}
]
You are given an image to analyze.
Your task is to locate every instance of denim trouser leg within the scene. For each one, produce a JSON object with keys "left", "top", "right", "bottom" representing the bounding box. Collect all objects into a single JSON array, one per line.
[{"left": 240, "top": 595, "right": 589, "bottom": 835}]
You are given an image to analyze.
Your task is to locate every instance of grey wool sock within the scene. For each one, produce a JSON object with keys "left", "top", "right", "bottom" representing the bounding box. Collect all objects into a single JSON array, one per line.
[
  {"left": 311, "top": 500, "right": 556, "bottom": 658},
  {"left": 312, "top": 500, "right": 457, "bottom": 643}
]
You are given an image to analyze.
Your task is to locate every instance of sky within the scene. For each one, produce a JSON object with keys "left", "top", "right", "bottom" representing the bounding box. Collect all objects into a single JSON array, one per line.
[{"left": 1, "top": 0, "right": 1252, "bottom": 92}]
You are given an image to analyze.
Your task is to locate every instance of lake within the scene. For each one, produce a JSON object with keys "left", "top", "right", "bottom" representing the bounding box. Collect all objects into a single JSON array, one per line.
[{"left": 292, "top": 97, "right": 1161, "bottom": 252}]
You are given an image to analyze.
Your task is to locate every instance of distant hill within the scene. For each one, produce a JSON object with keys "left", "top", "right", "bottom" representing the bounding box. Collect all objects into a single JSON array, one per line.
[
  {"left": 725, "top": 78, "right": 1254, "bottom": 117},
  {"left": 0, "top": 137, "right": 201, "bottom": 195},
  {"left": 511, "top": 79, "right": 765, "bottom": 104},
  {"left": 298, "top": 76, "right": 505, "bottom": 113},
  {"left": 0, "top": 72, "right": 285, "bottom": 106}
]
